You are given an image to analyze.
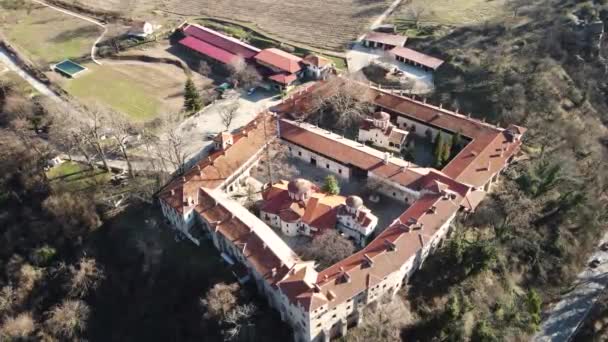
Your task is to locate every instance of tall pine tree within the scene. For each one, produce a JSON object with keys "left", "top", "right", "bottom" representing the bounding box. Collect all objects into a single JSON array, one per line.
[
  {"left": 451, "top": 131, "right": 463, "bottom": 155},
  {"left": 433, "top": 133, "right": 444, "bottom": 168},
  {"left": 441, "top": 140, "right": 452, "bottom": 167},
  {"left": 183, "top": 78, "right": 202, "bottom": 113}
]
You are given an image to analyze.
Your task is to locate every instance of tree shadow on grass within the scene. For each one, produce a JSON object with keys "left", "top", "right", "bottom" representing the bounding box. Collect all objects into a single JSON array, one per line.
[
  {"left": 85, "top": 202, "right": 291, "bottom": 341},
  {"left": 50, "top": 25, "right": 101, "bottom": 44}
]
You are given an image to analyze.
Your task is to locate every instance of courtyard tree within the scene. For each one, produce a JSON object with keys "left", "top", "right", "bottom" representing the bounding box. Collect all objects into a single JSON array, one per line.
[
  {"left": 219, "top": 101, "right": 239, "bottom": 131},
  {"left": 184, "top": 78, "right": 203, "bottom": 113},
  {"left": 299, "top": 230, "right": 354, "bottom": 269},
  {"left": 433, "top": 133, "right": 445, "bottom": 168},
  {"left": 228, "top": 56, "right": 262, "bottom": 89},
  {"left": 322, "top": 175, "right": 340, "bottom": 195},
  {"left": 441, "top": 138, "right": 452, "bottom": 167},
  {"left": 311, "top": 76, "right": 374, "bottom": 132},
  {"left": 198, "top": 60, "right": 212, "bottom": 77},
  {"left": 450, "top": 131, "right": 463, "bottom": 156}
]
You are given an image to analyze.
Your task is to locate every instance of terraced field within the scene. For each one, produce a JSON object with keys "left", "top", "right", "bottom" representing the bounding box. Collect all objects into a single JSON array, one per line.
[{"left": 169, "top": 0, "right": 393, "bottom": 51}]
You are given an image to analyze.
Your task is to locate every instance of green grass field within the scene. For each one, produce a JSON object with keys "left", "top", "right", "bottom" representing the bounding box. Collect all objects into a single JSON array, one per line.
[
  {"left": 0, "top": 4, "right": 101, "bottom": 65},
  {"left": 47, "top": 161, "right": 111, "bottom": 192},
  {"left": 63, "top": 63, "right": 163, "bottom": 121}
]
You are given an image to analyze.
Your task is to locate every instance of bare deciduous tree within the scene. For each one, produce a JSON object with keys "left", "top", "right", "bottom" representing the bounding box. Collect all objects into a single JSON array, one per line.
[
  {"left": 45, "top": 300, "right": 90, "bottom": 340},
  {"left": 198, "top": 60, "right": 212, "bottom": 77},
  {"left": 65, "top": 257, "right": 105, "bottom": 298},
  {"left": 200, "top": 282, "right": 239, "bottom": 320},
  {"left": 0, "top": 286, "right": 16, "bottom": 316},
  {"left": 105, "top": 107, "right": 141, "bottom": 178},
  {"left": 0, "top": 312, "right": 35, "bottom": 340},
  {"left": 310, "top": 77, "right": 374, "bottom": 131},
  {"left": 219, "top": 102, "right": 240, "bottom": 131},
  {"left": 348, "top": 294, "right": 412, "bottom": 342},
  {"left": 298, "top": 230, "right": 355, "bottom": 269},
  {"left": 223, "top": 303, "right": 256, "bottom": 340},
  {"left": 408, "top": 5, "right": 426, "bottom": 29}
]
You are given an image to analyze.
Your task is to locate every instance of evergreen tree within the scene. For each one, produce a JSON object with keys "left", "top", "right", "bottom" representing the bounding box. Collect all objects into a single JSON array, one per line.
[
  {"left": 451, "top": 131, "right": 463, "bottom": 155},
  {"left": 433, "top": 133, "right": 444, "bottom": 168},
  {"left": 441, "top": 140, "right": 452, "bottom": 166},
  {"left": 183, "top": 78, "right": 202, "bottom": 113},
  {"left": 322, "top": 175, "right": 340, "bottom": 195}
]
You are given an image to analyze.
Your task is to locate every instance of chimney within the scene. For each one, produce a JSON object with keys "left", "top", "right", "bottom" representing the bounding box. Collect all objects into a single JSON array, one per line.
[
  {"left": 363, "top": 254, "right": 374, "bottom": 266},
  {"left": 439, "top": 103, "right": 443, "bottom": 109},
  {"left": 243, "top": 130, "right": 248, "bottom": 137},
  {"left": 400, "top": 166, "right": 406, "bottom": 173},
  {"left": 384, "top": 239, "right": 397, "bottom": 251},
  {"left": 423, "top": 97, "right": 427, "bottom": 103},
  {"left": 200, "top": 171, "right": 204, "bottom": 177},
  {"left": 418, "top": 234, "right": 425, "bottom": 247},
  {"left": 429, "top": 205, "right": 436, "bottom": 214},
  {"left": 271, "top": 268, "right": 277, "bottom": 277},
  {"left": 383, "top": 152, "right": 390, "bottom": 165},
  {"left": 171, "top": 189, "right": 175, "bottom": 196},
  {"left": 197, "top": 165, "right": 201, "bottom": 171},
  {"left": 182, "top": 176, "right": 186, "bottom": 182}
]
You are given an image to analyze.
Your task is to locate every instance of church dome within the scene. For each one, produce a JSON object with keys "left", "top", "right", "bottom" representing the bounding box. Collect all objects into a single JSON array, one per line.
[
  {"left": 345, "top": 195, "right": 364, "bottom": 209},
  {"left": 288, "top": 178, "right": 312, "bottom": 196},
  {"left": 373, "top": 111, "right": 390, "bottom": 121}
]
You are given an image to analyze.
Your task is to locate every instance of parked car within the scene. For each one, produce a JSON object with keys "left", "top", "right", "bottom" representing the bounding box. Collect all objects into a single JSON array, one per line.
[
  {"left": 590, "top": 258, "right": 602, "bottom": 268},
  {"left": 215, "top": 82, "right": 232, "bottom": 93}
]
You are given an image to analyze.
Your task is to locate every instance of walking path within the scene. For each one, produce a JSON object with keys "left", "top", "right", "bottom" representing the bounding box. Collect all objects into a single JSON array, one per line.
[
  {"left": 0, "top": 47, "right": 61, "bottom": 101},
  {"left": 533, "top": 231, "right": 608, "bottom": 342},
  {"left": 31, "top": 0, "right": 107, "bottom": 65},
  {"left": 358, "top": 0, "right": 406, "bottom": 41}
]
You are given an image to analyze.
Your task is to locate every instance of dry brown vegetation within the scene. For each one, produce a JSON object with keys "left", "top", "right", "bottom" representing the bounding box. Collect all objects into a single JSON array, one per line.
[{"left": 167, "top": 0, "right": 393, "bottom": 51}]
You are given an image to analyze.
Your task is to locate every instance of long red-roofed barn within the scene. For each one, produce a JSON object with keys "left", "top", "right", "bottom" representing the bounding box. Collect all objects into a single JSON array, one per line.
[
  {"left": 177, "top": 23, "right": 260, "bottom": 65},
  {"left": 157, "top": 78, "right": 525, "bottom": 342}
]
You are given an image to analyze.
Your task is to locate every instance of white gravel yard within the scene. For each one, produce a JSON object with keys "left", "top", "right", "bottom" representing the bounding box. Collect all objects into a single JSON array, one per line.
[
  {"left": 346, "top": 44, "right": 435, "bottom": 94},
  {"left": 177, "top": 88, "right": 281, "bottom": 166}
]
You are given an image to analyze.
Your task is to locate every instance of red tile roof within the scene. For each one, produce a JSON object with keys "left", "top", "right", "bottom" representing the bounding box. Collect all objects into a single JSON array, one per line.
[
  {"left": 362, "top": 32, "right": 408, "bottom": 47},
  {"left": 302, "top": 54, "right": 332, "bottom": 68},
  {"left": 279, "top": 119, "right": 429, "bottom": 189},
  {"left": 159, "top": 113, "right": 276, "bottom": 212},
  {"left": 390, "top": 47, "right": 444, "bottom": 70},
  {"left": 269, "top": 72, "right": 298, "bottom": 85},
  {"left": 255, "top": 48, "right": 302, "bottom": 73},
  {"left": 261, "top": 180, "right": 345, "bottom": 233},
  {"left": 179, "top": 36, "right": 238, "bottom": 65},
  {"left": 182, "top": 24, "right": 260, "bottom": 59}
]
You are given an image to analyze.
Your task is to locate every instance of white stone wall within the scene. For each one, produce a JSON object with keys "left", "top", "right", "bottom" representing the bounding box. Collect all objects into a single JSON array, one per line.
[
  {"left": 284, "top": 142, "right": 351, "bottom": 179},
  {"left": 367, "top": 172, "right": 421, "bottom": 204},
  {"left": 394, "top": 116, "right": 453, "bottom": 142},
  {"left": 357, "top": 128, "right": 401, "bottom": 153}
]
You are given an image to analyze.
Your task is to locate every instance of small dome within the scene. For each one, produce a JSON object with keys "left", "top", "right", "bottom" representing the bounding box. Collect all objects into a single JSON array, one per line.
[
  {"left": 346, "top": 195, "right": 363, "bottom": 209},
  {"left": 288, "top": 178, "right": 312, "bottom": 195},
  {"left": 373, "top": 111, "right": 390, "bottom": 121}
]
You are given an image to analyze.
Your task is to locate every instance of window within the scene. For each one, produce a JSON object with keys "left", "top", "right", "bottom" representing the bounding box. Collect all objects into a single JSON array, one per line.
[
  {"left": 347, "top": 306, "right": 351, "bottom": 310},
  {"left": 393, "top": 192, "right": 396, "bottom": 196},
  {"left": 326, "top": 164, "right": 330, "bottom": 169},
  {"left": 332, "top": 314, "right": 337, "bottom": 319},
  {"left": 317, "top": 323, "right": 321, "bottom": 328},
  {"left": 298, "top": 151, "right": 302, "bottom": 156},
  {"left": 288, "top": 147, "right": 292, "bottom": 151},
  {"left": 338, "top": 169, "right": 342, "bottom": 174}
]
